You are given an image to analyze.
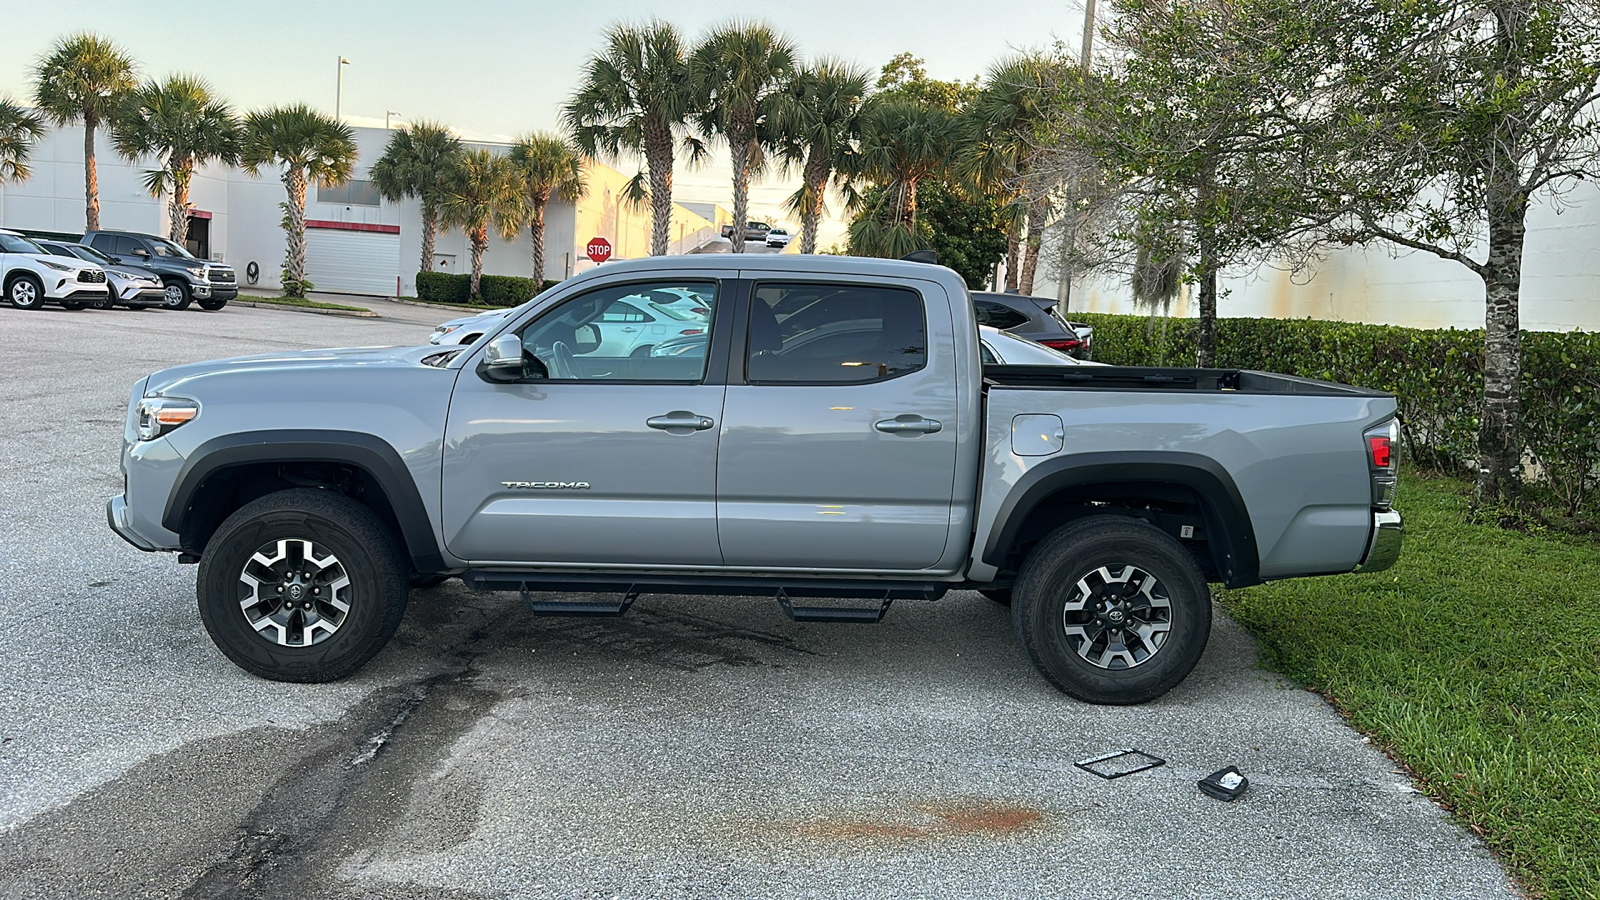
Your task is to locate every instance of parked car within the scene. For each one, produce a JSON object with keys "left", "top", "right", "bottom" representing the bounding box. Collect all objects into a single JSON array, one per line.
[
  {"left": 37, "top": 240, "right": 164, "bottom": 309},
  {"left": 80, "top": 230, "right": 237, "bottom": 311},
  {"left": 110, "top": 254, "right": 1403, "bottom": 705},
  {"left": 980, "top": 326, "right": 1104, "bottom": 366},
  {"left": 430, "top": 308, "right": 513, "bottom": 346},
  {"left": 765, "top": 228, "right": 791, "bottom": 248},
  {"left": 971, "top": 291, "right": 1091, "bottom": 359},
  {"left": 719, "top": 221, "right": 771, "bottom": 243},
  {"left": 0, "top": 229, "right": 110, "bottom": 310}
]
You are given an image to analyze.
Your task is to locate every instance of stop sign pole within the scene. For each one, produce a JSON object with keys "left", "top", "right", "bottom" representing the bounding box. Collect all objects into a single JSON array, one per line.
[{"left": 587, "top": 237, "right": 612, "bottom": 263}]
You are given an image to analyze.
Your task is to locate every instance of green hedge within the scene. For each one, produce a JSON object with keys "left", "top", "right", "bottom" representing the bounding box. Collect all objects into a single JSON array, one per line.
[
  {"left": 415, "top": 271, "right": 555, "bottom": 306},
  {"left": 1074, "top": 313, "right": 1600, "bottom": 516}
]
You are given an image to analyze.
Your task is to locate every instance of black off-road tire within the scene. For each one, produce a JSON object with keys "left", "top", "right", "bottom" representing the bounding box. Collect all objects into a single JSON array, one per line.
[
  {"left": 197, "top": 489, "right": 409, "bottom": 682},
  {"left": 197, "top": 295, "right": 229, "bottom": 311},
  {"left": 1012, "top": 515, "right": 1211, "bottom": 705}
]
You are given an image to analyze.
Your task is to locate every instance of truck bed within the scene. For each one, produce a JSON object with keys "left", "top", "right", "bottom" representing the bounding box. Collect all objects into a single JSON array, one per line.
[{"left": 983, "top": 365, "right": 1388, "bottom": 397}]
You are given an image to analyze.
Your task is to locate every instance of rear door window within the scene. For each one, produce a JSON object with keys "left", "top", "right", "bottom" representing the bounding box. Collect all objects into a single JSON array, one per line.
[{"left": 745, "top": 283, "right": 927, "bottom": 384}]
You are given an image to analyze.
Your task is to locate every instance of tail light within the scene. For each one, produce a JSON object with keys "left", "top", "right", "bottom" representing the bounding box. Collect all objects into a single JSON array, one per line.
[
  {"left": 1040, "top": 338, "right": 1082, "bottom": 352},
  {"left": 1363, "top": 419, "right": 1400, "bottom": 508}
]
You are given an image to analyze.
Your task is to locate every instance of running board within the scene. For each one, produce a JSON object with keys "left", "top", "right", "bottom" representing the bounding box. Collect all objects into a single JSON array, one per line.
[{"left": 462, "top": 570, "right": 946, "bottom": 622}]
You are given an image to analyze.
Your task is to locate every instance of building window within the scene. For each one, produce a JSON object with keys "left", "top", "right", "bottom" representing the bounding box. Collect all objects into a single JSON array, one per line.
[{"left": 317, "top": 179, "right": 382, "bottom": 207}]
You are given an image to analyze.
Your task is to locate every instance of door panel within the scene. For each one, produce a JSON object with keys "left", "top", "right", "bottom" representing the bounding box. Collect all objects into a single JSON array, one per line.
[
  {"left": 441, "top": 278, "right": 726, "bottom": 566},
  {"left": 716, "top": 280, "right": 959, "bottom": 570}
]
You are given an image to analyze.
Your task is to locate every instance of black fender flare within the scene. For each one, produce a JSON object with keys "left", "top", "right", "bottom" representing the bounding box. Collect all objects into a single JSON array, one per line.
[
  {"left": 982, "top": 451, "right": 1261, "bottom": 588},
  {"left": 163, "top": 430, "right": 445, "bottom": 573}
]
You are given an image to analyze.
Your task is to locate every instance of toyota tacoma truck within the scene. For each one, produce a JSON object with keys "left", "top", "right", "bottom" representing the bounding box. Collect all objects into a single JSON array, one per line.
[{"left": 107, "top": 255, "right": 1403, "bottom": 704}]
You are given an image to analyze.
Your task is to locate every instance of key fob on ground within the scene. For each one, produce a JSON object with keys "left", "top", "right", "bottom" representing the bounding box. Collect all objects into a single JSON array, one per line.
[{"left": 1199, "top": 766, "right": 1249, "bottom": 801}]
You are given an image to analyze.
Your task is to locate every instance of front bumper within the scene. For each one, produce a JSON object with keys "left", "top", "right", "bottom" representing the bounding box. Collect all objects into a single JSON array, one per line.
[
  {"left": 1352, "top": 509, "right": 1403, "bottom": 573},
  {"left": 107, "top": 495, "right": 159, "bottom": 551},
  {"left": 120, "top": 286, "right": 166, "bottom": 306}
]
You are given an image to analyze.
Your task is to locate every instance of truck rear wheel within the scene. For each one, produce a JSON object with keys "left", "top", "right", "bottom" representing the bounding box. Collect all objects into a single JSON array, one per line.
[
  {"left": 1012, "top": 515, "right": 1211, "bottom": 705},
  {"left": 196, "top": 489, "right": 409, "bottom": 682}
]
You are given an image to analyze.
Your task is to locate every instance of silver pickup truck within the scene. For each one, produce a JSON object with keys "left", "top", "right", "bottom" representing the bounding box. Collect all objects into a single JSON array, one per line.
[{"left": 108, "top": 255, "right": 1402, "bottom": 704}]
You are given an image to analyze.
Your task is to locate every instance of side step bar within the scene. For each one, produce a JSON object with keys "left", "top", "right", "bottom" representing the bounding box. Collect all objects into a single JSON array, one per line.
[{"left": 461, "top": 571, "right": 949, "bottom": 623}]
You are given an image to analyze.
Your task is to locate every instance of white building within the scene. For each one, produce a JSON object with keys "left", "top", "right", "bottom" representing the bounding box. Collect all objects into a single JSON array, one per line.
[
  {"left": 1036, "top": 187, "right": 1600, "bottom": 333},
  {"left": 1, "top": 124, "right": 720, "bottom": 296}
]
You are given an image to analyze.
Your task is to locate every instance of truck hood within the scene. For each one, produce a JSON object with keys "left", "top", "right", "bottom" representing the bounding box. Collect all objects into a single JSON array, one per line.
[{"left": 144, "top": 345, "right": 447, "bottom": 396}]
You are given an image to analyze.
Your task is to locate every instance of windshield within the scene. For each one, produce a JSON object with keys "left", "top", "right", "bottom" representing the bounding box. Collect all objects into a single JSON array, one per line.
[
  {"left": 148, "top": 237, "right": 197, "bottom": 259},
  {"left": 0, "top": 234, "right": 47, "bottom": 254},
  {"left": 68, "top": 244, "right": 113, "bottom": 264}
]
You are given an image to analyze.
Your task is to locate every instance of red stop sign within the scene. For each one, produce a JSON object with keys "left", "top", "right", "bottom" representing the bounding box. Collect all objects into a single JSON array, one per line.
[{"left": 586, "top": 237, "right": 612, "bottom": 263}]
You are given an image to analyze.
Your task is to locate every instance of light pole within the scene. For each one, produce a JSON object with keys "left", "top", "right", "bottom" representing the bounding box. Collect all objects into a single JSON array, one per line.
[
  {"left": 335, "top": 56, "right": 351, "bottom": 121},
  {"left": 386, "top": 111, "right": 402, "bottom": 129}
]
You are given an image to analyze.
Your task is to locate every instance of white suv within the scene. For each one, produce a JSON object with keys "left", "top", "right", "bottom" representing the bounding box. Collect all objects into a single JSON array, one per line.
[{"left": 1, "top": 230, "right": 110, "bottom": 310}]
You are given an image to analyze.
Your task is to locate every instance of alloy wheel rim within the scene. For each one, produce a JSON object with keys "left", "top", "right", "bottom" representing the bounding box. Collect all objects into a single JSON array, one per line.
[
  {"left": 14, "top": 282, "right": 35, "bottom": 304},
  {"left": 239, "top": 538, "right": 352, "bottom": 647},
  {"left": 164, "top": 284, "right": 184, "bottom": 307},
  {"left": 1061, "top": 564, "right": 1173, "bottom": 670}
]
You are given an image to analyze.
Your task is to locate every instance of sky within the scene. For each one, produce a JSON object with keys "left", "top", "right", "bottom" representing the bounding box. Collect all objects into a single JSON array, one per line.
[{"left": 4, "top": 0, "right": 1092, "bottom": 247}]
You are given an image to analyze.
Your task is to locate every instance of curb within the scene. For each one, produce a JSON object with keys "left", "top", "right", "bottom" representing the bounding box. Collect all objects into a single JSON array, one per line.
[
  {"left": 230, "top": 299, "right": 379, "bottom": 319},
  {"left": 386, "top": 296, "right": 513, "bottom": 313}
]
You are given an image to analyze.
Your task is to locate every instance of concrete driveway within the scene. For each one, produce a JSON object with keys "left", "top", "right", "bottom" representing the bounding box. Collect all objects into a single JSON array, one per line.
[{"left": 0, "top": 299, "right": 1519, "bottom": 899}]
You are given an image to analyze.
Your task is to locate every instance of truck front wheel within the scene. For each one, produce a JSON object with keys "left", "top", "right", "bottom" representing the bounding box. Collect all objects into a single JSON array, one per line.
[
  {"left": 196, "top": 489, "right": 409, "bottom": 682},
  {"left": 161, "top": 279, "right": 193, "bottom": 310},
  {"left": 1012, "top": 516, "right": 1211, "bottom": 705}
]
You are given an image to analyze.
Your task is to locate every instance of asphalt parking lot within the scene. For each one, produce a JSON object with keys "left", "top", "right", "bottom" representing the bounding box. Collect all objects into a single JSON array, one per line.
[{"left": 0, "top": 299, "right": 1519, "bottom": 899}]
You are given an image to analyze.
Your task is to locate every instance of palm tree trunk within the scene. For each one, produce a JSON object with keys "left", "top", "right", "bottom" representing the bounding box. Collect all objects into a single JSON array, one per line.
[
  {"left": 420, "top": 202, "right": 438, "bottom": 273},
  {"left": 529, "top": 199, "right": 547, "bottom": 287},
  {"left": 281, "top": 167, "right": 309, "bottom": 297},
  {"left": 729, "top": 135, "right": 753, "bottom": 254},
  {"left": 1019, "top": 197, "right": 1048, "bottom": 295},
  {"left": 800, "top": 150, "right": 828, "bottom": 255},
  {"left": 469, "top": 225, "right": 487, "bottom": 300},
  {"left": 83, "top": 114, "right": 100, "bottom": 231},
  {"left": 167, "top": 158, "right": 193, "bottom": 243},
  {"left": 644, "top": 120, "right": 674, "bottom": 256},
  {"left": 1475, "top": 193, "right": 1528, "bottom": 505},
  {"left": 1004, "top": 218, "right": 1021, "bottom": 291}
]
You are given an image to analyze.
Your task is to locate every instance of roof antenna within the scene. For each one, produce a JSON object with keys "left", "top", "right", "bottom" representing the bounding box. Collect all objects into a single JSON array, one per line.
[{"left": 902, "top": 250, "right": 938, "bottom": 264}]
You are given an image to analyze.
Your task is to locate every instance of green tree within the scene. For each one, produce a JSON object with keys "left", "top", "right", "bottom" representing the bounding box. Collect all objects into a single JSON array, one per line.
[
  {"left": 769, "top": 58, "right": 872, "bottom": 254},
  {"left": 112, "top": 75, "right": 240, "bottom": 243},
  {"left": 240, "top": 104, "right": 358, "bottom": 297},
  {"left": 565, "top": 21, "right": 702, "bottom": 256},
  {"left": 437, "top": 149, "right": 529, "bottom": 301},
  {"left": 690, "top": 22, "right": 798, "bottom": 253},
  {"left": 1308, "top": 0, "right": 1600, "bottom": 504},
  {"left": 0, "top": 97, "right": 47, "bottom": 185},
  {"left": 963, "top": 53, "right": 1061, "bottom": 293},
  {"left": 509, "top": 133, "right": 588, "bottom": 286},
  {"left": 31, "top": 33, "right": 138, "bottom": 231},
  {"left": 369, "top": 121, "right": 463, "bottom": 274},
  {"left": 848, "top": 96, "right": 959, "bottom": 258}
]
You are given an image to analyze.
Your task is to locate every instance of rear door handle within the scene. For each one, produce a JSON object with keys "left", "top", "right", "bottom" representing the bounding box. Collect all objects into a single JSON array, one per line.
[
  {"left": 874, "top": 415, "right": 942, "bottom": 435},
  {"left": 646, "top": 410, "right": 716, "bottom": 433}
]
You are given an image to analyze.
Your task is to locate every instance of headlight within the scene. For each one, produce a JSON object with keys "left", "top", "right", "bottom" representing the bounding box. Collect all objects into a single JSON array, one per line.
[
  {"left": 136, "top": 397, "right": 200, "bottom": 441},
  {"left": 40, "top": 259, "right": 74, "bottom": 272},
  {"left": 187, "top": 265, "right": 206, "bottom": 277}
]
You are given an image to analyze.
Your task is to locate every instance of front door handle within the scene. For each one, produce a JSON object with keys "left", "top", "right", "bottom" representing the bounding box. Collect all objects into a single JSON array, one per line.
[
  {"left": 874, "top": 415, "right": 942, "bottom": 435},
  {"left": 646, "top": 410, "right": 716, "bottom": 433}
]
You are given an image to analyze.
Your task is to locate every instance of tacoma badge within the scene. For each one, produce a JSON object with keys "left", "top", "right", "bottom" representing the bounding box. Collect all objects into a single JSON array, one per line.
[{"left": 502, "top": 481, "right": 592, "bottom": 490}]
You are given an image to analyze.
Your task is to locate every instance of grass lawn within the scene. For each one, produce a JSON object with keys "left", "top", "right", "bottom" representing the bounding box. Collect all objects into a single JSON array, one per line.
[
  {"left": 240, "top": 295, "right": 372, "bottom": 313},
  {"left": 1218, "top": 475, "right": 1600, "bottom": 899}
]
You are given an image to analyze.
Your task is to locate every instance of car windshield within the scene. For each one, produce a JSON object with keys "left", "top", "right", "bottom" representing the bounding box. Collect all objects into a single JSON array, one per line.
[
  {"left": 148, "top": 237, "right": 196, "bottom": 259},
  {"left": 68, "top": 244, "right": 113, "bottom": 264},
  {"left": 0, "top": 234, "right": 47, "bottom": 254}
]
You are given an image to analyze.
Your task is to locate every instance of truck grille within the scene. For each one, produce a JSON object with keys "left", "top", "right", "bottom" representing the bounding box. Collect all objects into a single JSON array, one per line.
[
  {"left": 77, "top": 270, "right": 106, "bottom": 283},
  {"left": 209, "top": 268, "right": 235, "bottom": 284}
]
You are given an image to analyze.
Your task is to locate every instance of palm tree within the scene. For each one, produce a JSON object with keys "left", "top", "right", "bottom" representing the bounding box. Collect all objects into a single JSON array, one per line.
[
  {"left": 509, "top": 133, "right": 588, "bottom": 287},
  {"left": 0, "top": 97, "right": 47, "bottom": 185},
  {"left": 770, "top": 59, "right": 871, "bottom": 254},
  {"left": 849, "top": 96, "right": 958, "bottom": 257},
  {"left": 369, "top": 121, "right": 462, "bottom": 274},
  {"left": 112, "top": 75, "right": 240, "bottom": 243},
  {"left": 565, "top": 21, "right": 701, "bottom": 257},
  {"left": 690, "top": 23, "right": 798, "bottom": 253},
  {"left": 437, "top": 149, "right": 528, "bottom": 301},
  {"left": 31, "top": 33, "right": 138, "bottom": 231},
  {"left": 964, "top": 54, "right": 1058, "bottom": 293},
  {"left": 239, "top": 105, "right": 357, "bottom": 297}
]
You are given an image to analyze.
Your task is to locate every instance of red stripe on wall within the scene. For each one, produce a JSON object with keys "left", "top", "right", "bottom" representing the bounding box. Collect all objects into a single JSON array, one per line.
[{"left": 305, "top": 219, "right": 401, "bottom": 234}]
